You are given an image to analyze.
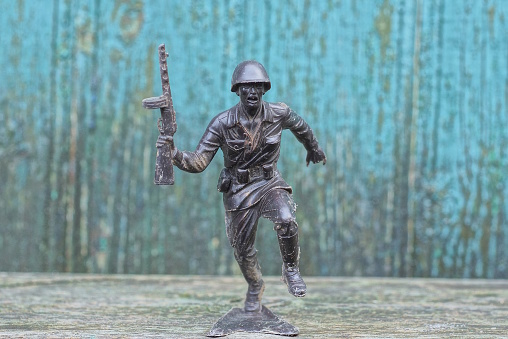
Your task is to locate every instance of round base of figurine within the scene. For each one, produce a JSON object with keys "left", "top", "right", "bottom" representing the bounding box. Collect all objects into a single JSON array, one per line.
[{"left": 207, "top": 305, "right": 299, "bottom": 337}]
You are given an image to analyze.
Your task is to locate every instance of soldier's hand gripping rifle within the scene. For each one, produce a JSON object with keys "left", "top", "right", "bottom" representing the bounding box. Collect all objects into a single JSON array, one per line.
[{"left": 142, "top": 44, "right": 177, "bottom": 185}]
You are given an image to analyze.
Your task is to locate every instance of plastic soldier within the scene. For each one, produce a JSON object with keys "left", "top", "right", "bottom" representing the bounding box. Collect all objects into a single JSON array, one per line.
[{"left": 157, "top": 60, "right": 326, "bottom": 313}]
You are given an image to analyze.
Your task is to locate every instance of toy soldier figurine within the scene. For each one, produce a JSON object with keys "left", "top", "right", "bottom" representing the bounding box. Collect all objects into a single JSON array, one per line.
[{"left": 157, "top": 60, "right": 326, "bottom": 316}]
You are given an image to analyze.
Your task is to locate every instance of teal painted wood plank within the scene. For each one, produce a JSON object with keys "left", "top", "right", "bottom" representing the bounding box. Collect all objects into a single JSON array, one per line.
[{"left": 0, "top": 0, "right": 507, "bottom": 278}]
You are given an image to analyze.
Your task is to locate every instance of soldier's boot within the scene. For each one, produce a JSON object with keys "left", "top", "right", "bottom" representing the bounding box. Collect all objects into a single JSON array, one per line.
[
  {"left": 276, "top": 222, "right": 307, "bottom": 298},
  {"left": 235, "top": 248, "right": 265, "bottom": 312}
]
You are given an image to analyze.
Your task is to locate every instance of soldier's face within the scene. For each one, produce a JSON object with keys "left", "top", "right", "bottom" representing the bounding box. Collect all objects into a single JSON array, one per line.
[{"left": 238, "top": 83, "right": 264, "bottom": 112}]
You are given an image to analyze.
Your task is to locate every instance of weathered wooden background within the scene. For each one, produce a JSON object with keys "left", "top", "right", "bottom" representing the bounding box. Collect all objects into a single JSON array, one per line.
[{"left": 0, "top": 1, "right": 507, "bottom": 278}]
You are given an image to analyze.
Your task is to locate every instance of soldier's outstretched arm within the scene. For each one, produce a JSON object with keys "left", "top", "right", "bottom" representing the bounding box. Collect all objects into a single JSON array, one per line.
[{"left": 281, "top": 105, "right": 327, "bottom": 166}]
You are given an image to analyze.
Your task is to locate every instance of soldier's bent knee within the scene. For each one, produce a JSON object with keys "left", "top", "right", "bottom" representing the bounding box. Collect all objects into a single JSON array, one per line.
[{"left": 274, "top": 220, "right": 298, "bottom": 237}]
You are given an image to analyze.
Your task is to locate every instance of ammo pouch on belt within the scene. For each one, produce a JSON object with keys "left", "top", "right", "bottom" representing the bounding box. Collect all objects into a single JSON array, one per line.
[
  {"left": 236, "top": 164, "right": 275, "bottom": 184},
  {"left": 217, "top": 168, "right": 232, "bottom": 193},
  {"left": 263, "top": 164, "right": 275, "bottom": 180}
]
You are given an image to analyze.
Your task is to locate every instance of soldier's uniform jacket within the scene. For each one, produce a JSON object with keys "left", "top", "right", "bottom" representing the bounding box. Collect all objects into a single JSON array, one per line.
[{"left": 173, "top": 101, "right": 320, "bottom": 213}]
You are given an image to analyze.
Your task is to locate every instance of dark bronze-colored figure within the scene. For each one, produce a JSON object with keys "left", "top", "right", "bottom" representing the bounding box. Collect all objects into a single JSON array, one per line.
[
  {"left": 149, "top": 53, "right": 326, "bottom": 336},
  {"left": 142, "top": 44, "right": 177, "bottom": 185}
]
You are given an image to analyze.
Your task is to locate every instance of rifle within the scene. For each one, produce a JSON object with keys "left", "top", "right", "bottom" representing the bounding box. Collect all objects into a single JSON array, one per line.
[{"left": 142, "top": 44, "right": 177, "bottom": 185}]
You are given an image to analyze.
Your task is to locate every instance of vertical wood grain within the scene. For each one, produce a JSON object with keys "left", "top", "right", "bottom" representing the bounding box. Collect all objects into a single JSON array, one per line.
[{"left": 0, "top": 0, "right": 507, "bottom": 277}]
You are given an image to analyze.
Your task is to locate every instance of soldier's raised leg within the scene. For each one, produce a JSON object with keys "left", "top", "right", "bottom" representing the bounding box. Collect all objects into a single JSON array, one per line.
[
  {"left": 275, "top": 220, "right": 306, "bottom": 297},
  {"left": 261, "top": 189, "right": 307, "bottom": 297}
]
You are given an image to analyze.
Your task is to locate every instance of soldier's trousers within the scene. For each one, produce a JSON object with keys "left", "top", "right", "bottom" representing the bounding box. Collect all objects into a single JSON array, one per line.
[{"left": 225, "top": 188, "right": 298, "bottom": 259}]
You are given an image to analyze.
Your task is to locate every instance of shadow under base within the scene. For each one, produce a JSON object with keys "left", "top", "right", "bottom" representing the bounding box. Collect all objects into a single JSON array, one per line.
[{"left": 207, "top": 306, "right": 299, "bottom": 337}]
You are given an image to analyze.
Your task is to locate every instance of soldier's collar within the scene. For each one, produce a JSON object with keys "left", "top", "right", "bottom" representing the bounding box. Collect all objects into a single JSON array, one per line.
[{"left": 226, "top": 102, "right": 273, "bottom": 128}]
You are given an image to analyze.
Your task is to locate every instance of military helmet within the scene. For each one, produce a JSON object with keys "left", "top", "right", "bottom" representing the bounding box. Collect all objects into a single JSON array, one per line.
[{"left": 231, "top": 60, "right": 271, "bottom": 93}]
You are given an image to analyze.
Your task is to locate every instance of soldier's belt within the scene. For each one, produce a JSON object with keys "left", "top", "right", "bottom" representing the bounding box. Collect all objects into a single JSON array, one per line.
[{"left": 236, "top": 164, "right": 276, "bottom": 184}]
